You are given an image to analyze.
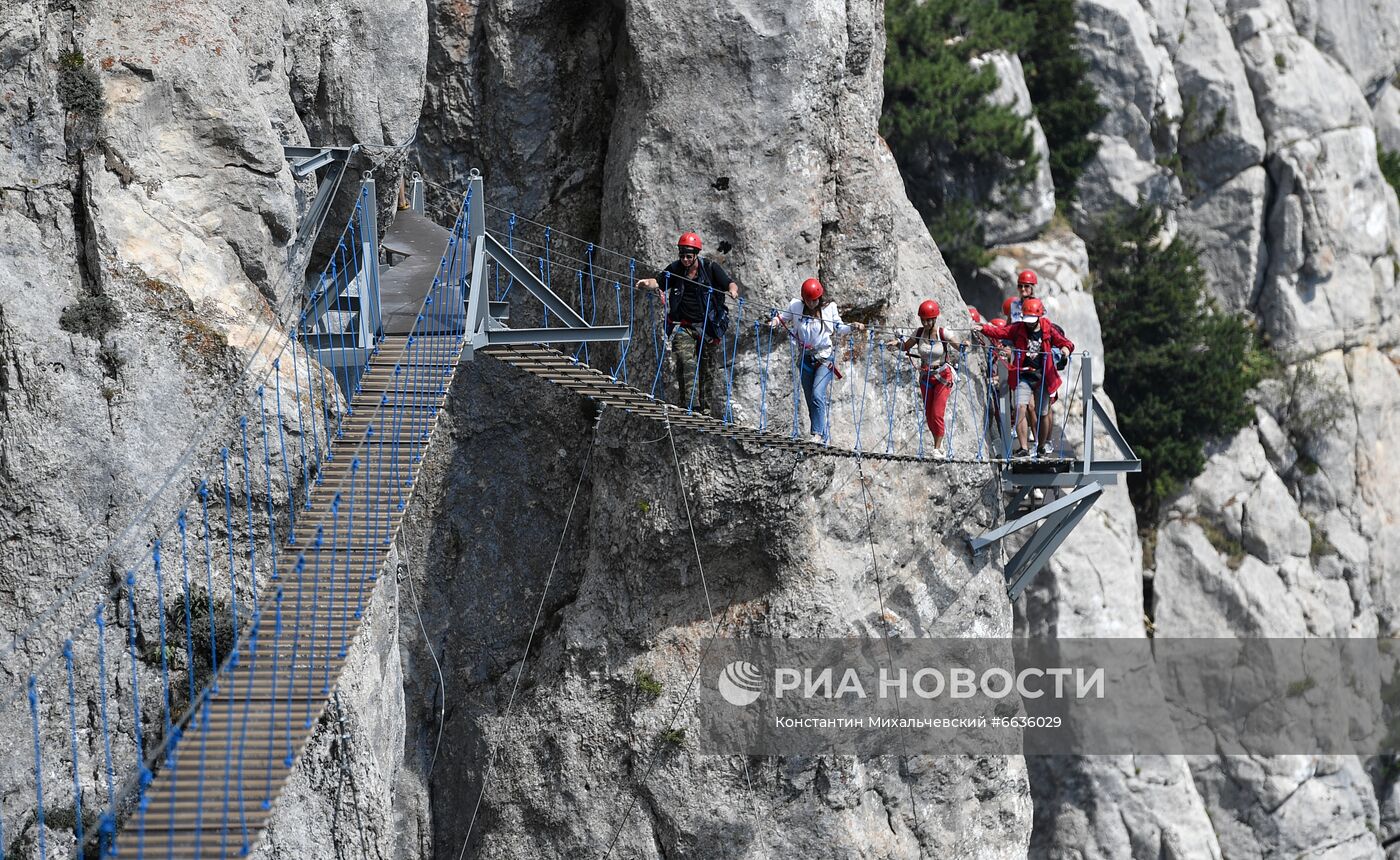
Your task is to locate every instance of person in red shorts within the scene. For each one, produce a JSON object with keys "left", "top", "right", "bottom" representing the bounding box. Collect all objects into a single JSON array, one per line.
[{"left": 979, "top": 297, "right": 1074, "bottom": 458}]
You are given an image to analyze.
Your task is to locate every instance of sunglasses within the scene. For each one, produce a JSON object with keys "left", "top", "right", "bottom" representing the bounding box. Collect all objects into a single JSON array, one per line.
[{"left": 678, "top": 249, "right": 699, "bottom": 259}]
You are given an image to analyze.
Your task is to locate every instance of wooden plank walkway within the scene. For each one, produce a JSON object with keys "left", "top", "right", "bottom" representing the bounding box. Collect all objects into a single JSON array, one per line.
[
  {"left": 113, "top": 332, "right": 463, "bottom": 858},
  {"left": 480, "top": 343, "right": 1041, "bottom": 465}
]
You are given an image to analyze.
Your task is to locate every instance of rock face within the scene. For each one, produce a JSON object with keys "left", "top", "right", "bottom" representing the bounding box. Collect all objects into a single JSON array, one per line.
[
  {"left": 410, "top": 2, "right": 1032, "bottom": 857},
  {"left": 0, "top": 0, "right": 427, "bottom": 857},
  {"left": 972, "top": 51, "right": 1056, "bottom": 245},
  {"left": 8, "top": 0, "right": 1400, "bottom": 855},
  {"left": 1017, "top": 0, "right": 1400, "bottom": 856}
]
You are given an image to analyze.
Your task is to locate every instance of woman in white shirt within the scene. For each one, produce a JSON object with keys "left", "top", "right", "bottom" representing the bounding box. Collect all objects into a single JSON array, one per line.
[
  {"left": 768, "top": 278, "right": 865, "bottom": 444},
  {"left": 888, "top": 299, "right": 961, "bottom": 458}
]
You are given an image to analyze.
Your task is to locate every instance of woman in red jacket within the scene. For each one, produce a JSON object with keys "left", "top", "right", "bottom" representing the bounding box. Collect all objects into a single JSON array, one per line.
[{"left": 979, "top": 298, "right": 1074, "bottom": 458}]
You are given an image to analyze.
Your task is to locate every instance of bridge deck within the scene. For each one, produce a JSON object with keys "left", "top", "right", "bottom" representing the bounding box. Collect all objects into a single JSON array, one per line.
[
  {"left": 113, "top": 332, "right": 463, "bottom": 858},
  {"left": 380, "top": 209, "right": 454, "bottom": 335}
]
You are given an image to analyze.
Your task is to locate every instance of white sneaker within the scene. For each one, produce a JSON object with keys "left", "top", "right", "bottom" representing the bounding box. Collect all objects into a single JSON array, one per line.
[
  {"left": 1039, "top": 443, "right": 1056, "bottom": 457},
  {"left": 929, "top": 448, "right": 945, "bottom": 460},
  {"left": 809, "top": 433, "right": 825, "bottom": 445}
]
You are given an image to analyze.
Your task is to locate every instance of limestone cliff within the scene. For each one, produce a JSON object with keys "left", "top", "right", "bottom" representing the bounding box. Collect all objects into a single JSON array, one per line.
[
  {"left": 1000, "top": 0, "right": 1400, "bottom": 857},
  {"left": 5, "top": 0, "right": 1400, "bottom": 857}
]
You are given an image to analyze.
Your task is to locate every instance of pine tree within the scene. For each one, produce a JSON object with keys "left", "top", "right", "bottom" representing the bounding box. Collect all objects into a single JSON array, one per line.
[
  {"left": 1001, "top": 0, "right": 1106, "bottom": 200},
  {"left": 1088, "top": 206, "right": 1265, "bottom": 522},
  {"left": 882, "top": 0, "right": 1036, "bottom": 274}
]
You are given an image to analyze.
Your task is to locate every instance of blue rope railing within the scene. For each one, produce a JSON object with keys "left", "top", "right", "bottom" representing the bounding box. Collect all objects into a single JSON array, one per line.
[
  {"left": 478, "top": 202, "right": 1091, "bottom": 467},
  {"left": 0, "top": 183, "right": 476, "bottom": 858}
]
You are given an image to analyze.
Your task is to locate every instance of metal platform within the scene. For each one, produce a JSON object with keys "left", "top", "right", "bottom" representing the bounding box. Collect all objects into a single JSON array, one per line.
[{"left": 380, "top": 209, "right": 454, "bottom": 335}]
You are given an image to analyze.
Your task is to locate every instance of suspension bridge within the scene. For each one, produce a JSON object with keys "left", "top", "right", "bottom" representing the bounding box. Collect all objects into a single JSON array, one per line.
[{"left": 0, "top": 160, "right": 1137, "bottom": 858}]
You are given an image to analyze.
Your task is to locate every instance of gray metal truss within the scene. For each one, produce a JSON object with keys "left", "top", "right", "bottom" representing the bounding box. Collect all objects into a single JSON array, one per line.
[
  {"left": 970, "top": 481, "right": 1105, "bottom": 600},
  {"left": 283, "top": 145, "right": 353, "bottom": 243},
  {"left": 974, "top": 352, "right": 1141, "bottom": 600},
  {"left": 460, "top": 170, "right": 629, "bottom": 361}
]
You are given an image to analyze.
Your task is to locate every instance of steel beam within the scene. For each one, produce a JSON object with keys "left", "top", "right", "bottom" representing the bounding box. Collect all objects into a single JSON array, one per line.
[
  {"left": 288, "top": 148, "right": 337, "bottom": 178},
  {"left": 970, "top": 482, "right": 1101, "bottom": 554},
  {"left": 1092, "top": 395, "right": 1140, "bottom": 469},
  {"left": 283, "top": 145, "right": 353, "bottom": 242},
  {"left": 1002, "top": 470, "right": 1118, "bottom": 488},
  {"left": 1082, "top": 352, "right": 1094, "bottom": 475},
  {"left": 1004, "top": 483, "right": 1103, "bottom": 599},
  {"left": 481, "top": 233, "right": 589, "bottom": 328},
  {"left": 306, "top": 346, "right": 371, "bottom": 369},
  {"left": 484, "top": 326, "right": 630, "bottom": 346}
]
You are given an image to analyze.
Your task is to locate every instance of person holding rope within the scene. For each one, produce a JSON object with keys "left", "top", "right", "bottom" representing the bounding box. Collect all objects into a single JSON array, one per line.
[
  {"left": 638, "top": 231, "right": 738, "bottom": 416},
  {"left": 979, "top": 297, "right": 1074, "bottom": 458},
  {"left": 887, "top": 300, "right": 961, "bottom": 458},
  {"left": 768, "top": 277, "right": 864, "bottom": 444}
]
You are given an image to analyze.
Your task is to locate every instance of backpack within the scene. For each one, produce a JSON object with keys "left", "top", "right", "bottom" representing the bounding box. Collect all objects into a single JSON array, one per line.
[{"left": 1049, "top": 322, "right": 1069, "bottom": 371}]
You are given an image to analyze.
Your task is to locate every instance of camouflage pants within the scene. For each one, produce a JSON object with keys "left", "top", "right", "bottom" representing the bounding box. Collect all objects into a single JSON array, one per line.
[{"left": 672, "top": 328, "right": 719, "bottom": 415}]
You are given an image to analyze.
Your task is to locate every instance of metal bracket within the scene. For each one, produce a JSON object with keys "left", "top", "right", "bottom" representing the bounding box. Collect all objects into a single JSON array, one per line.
[
  {"left": 1084, "top": 394, "right": 1141, "bottom": 473},
  {"left": 970, "top": 481, "right": 1105, "bottom": 600},
  {"left": 283, "top": 145, "right": 353, "bottom": 242}
]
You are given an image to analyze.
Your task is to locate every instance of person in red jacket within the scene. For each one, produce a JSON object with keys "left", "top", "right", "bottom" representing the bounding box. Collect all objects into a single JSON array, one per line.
[{"left": 979, "top": 297, "right": 1074, "bottom": 458}]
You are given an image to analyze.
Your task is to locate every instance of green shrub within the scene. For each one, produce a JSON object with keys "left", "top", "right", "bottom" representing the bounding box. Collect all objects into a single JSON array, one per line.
[
  {"left": 1089, "top": 205, "right": 1267, "bottom": 523},
  {"left": 1379, "top": 149, "right": 1400, "bottom": 197},
  {"left": 59, "top": 291, "right": 123, "bottom": 340},
  {"left": 57, "top": 57, "right": 103, "bottom": 117},
  {"left": 1000, "top": 0, "right": 1106, "bottom": 201},
  {"left": 634, "top": 670, "right": 663, "bottom": 699}
]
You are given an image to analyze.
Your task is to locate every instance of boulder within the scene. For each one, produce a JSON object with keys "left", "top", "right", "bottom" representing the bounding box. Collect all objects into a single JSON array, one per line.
[
  {"left": 1232, "top": 11, "right": 1372, "bottom": 152},
  {"left": 1372, "top": 81, "right": 1400, "bottom": 153},
  {"left": 1072, "top": 0, "right": 1182, "bottom": 222},
  {"left": 1309, "top": 0, "right": 1400, "bottom": 97},
  {"left": 1167, "top": 0, "right": 1267, "bottom": 189},
  {"left": 1258, "top": 127, "right": 1398, "bottom": 357}
]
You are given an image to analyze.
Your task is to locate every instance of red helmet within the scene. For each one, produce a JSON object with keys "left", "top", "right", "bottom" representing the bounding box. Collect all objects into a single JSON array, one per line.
[
  {"left": 1021, "top": 297, "right": 1045, "bottom": 319},
  {"left": 678, "top": 231, "right": 703, "bottom": 252},
  {"left": 968, "top": 306, "right": 983, "bottom": 324},
  {"left": 801, "top": 278, "right": 824, "bottom": 302},
  {"left": 1002, "top": 297, "right": 1015, "bottom": 317},
  {"left": 918, "top": 299, "right": 939, "bottom": 320},
  {"left": 1017, "top": 269, "right": 1038, "bottom": 287},
  {"left": 990, "top": 317, "right": 1006, "bottom": 327}
]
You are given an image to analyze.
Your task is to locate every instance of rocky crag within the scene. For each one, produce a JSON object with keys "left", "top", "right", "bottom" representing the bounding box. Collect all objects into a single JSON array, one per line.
[
  {"left": 999, "top": 0, "right": 1400, "bottom": 857},
  {"left": 4, "top": 0, "right": 1400, "bottom": 857}
]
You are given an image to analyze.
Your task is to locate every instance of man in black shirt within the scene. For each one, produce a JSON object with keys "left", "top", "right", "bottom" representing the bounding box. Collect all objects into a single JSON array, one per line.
[{"left": 638, "top": 231, "right": 738, "bottom": 415}]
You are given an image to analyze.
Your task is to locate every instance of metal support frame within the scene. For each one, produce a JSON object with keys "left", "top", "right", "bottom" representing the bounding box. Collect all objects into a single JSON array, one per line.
[
  {"left": 973, "top": 352, "right": 1141, "bottom": 601},
  {"left": 409, "top": 172, "right": 425, "bottom": 215},
  {"left": 970, "top": 481, "right": 1105, "bottom": 600},
  {"left": 460, "top": 170, "right": 629, "bottom": 361},
  {"left": 300, "top": 175, "right": 382, "bottom": 391},
  {"left": 283, "top": 145, "right": 353, "bottom": 242}
]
